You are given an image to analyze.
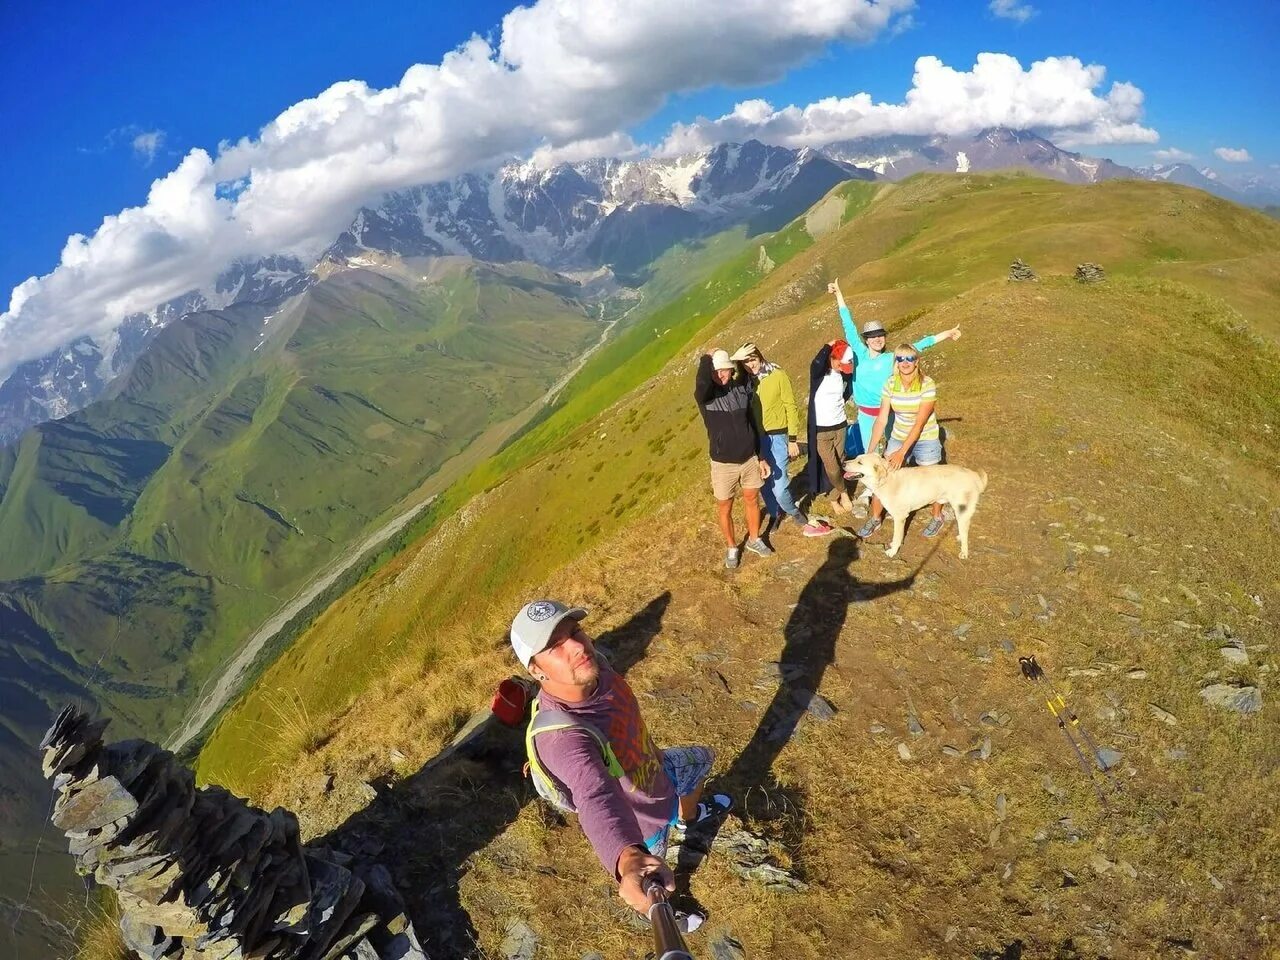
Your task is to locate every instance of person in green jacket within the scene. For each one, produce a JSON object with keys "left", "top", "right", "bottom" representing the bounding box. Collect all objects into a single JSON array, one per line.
[{"left": 732, "top": 342, "right": 833, "bottom": 538}]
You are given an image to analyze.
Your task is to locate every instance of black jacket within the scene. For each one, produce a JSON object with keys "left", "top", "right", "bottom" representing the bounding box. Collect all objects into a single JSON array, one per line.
[
  {"left": 694, "top": 354, "right": 758, "bottom": 464},
  {"left": 806, "top": 343, "right": 852, "bottom": 496}
]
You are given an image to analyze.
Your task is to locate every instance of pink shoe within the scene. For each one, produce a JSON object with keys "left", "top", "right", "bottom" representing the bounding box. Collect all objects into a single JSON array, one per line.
[{"left": 802, "top": 520, "right": 834, "bottom": 538}]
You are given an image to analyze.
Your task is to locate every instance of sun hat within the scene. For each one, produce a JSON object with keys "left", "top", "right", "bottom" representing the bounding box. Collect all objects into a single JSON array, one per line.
[
  {"left": 509, "top": 600, "right": 588, "bottom": 669},
  {"left": 830, "top": 339, "right": 854, "bottom": 374},
  {"left": 861, "top": 320, "right": 887, "bottom": 338},
  {"left": 711, "top": 349, "right": 736, "bottom": 371}
]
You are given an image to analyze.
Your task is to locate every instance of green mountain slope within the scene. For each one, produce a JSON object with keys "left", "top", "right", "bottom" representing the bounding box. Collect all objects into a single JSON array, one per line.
[
  {"left": 198, "top": 174, "right": 1280, "bottom": 958},
  {"left": 0, "top": 257, "right": 603, "bottom": 957}
]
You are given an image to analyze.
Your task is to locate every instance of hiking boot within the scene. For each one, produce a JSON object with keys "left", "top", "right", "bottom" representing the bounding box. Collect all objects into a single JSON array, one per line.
[
  {"left": 724, "top": 547, "right": 741, "bottom": 569},
  {"left": 802, "top": 519, "right": 834, "bottom": 538},
  {"left": 744, "top": 538, "right": 774, "bottom": 558},
  {"left": 922, "top": 514, "right": 946, "bottom": 538},
  {"left": 855, "top": 516, "right": 882, "bottom": 539}
]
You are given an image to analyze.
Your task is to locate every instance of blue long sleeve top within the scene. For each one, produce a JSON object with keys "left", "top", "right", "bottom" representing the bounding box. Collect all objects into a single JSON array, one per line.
[{"left": 839, "top": 304, "right": 937, "bottom": 411}]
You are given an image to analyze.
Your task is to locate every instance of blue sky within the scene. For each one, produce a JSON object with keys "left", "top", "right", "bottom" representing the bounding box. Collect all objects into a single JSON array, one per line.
[{"left": 1, "top": 0, "right": 1276, "bottom": 374}]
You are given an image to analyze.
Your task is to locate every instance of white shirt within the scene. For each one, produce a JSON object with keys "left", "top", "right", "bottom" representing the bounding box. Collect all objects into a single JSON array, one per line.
[{"left": 814, "top": 371, "right": 848, "bottom": 428}]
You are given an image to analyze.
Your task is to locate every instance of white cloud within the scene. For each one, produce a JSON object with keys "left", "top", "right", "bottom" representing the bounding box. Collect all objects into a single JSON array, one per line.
[
  {"left": 1214, "top": 146, "right": 1252, "bottom": 163},
  {"left": 989, "top": 0, "right": 1035, "bottom": 22},
  {"left": 657, "top": 53, "right": 1158, "bottom": 156},
  {"left": 528, "top": 132, "right": 644, "bottom": 169},
  {"left": 131, "top": 130, "right": 166, "bottom": 165},
  {"left": 1152, "top": 147, "right": 1195, "bottom": 163},
  {"left": 0, "top": 0, "right": 913, "bottom": 380}
]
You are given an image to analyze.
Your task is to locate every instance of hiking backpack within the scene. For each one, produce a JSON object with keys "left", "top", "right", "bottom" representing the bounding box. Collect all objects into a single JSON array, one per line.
[{"left": 524, "top": 698, "right": 624, "bottom": 814}]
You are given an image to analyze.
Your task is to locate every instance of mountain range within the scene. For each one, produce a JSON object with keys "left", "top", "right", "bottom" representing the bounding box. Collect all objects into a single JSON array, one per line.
[{"left": 8, "top": 126, "right": 1280, "bottom": 448}]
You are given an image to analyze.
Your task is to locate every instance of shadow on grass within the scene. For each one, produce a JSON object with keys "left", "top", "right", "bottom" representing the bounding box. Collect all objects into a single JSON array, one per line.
[
  {"left": 312, "top": 592, "right": 671, "bottom": 959},
  {"left": 679, "top": 537, "right": 926, "bottom": 881}
]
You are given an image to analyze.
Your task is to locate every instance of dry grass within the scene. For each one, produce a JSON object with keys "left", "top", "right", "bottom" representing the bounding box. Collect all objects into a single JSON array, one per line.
[
  {"left": 197, "top": 176, "right": 1280, "bottom": 957},
  {"left": 67, "top": 893, "right": 126, "bottom": 960}
]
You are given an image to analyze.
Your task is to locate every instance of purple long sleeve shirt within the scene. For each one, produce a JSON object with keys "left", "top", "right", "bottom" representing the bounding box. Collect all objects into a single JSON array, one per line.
[{"left": 535, "top": 662, "right": 676, "bottom": 877}]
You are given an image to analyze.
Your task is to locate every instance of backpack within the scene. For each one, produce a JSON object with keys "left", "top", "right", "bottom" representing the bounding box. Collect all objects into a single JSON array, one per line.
[{"left": 524, "top": 698, "right": 624, "bottom": 814}]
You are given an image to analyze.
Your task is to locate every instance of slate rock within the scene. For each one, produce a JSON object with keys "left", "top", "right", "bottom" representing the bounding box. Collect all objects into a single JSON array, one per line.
[
  {"left": 1148, "top": 704, "right": 1178, "bottom": 725},
  {"left": 52, "top": 776, "right": 139, "bottom": 833},
  {"left": 712, "top": 936, "right": 748, "bottom": 960},
  {"left": 1205, "top": 623, "right": 1233, "bottom": 643},
  {"left": 1096, "top": 748, "right": 1123, "bottom": 771},
  {"left": 501, "top": 920, "right": 538, "bottom": 960},
  {"left": 1008, "top": 258, "right": 1037, "bottom": 281},
  {"left": 1219, "top": 647, "right": 1249, "bottom": 665},
  {"left": 711, "top": 829, "right": 807, "bottom": 893},
  {"left": 1200, "top": 684, "right": 1262, "bottom": 713},
  {"left": 791, "top": 689, "right": 836, "bottom": 721}
]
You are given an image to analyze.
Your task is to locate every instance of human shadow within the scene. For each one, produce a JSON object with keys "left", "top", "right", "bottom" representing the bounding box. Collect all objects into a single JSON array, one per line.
[
  {"left": 678, "top": 537, "right": 925, "bottom": 878},
  {"left": 313, "top": 592, "right": 671, "bottom": 959}
]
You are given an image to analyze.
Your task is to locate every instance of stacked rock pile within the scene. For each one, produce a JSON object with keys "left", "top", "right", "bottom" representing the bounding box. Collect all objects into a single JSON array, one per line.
[
  {"left": 1074, "top": 262, "right": 1106, "bottom": 283},
  {"left": 1008, "top": 258, "right": 1037, "bottom": 281},
  {"left": 41, "top": 706, "right": 427, "bottom": 960}
]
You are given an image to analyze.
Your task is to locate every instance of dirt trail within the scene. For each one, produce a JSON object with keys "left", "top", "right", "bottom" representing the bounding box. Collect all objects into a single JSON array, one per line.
[{"left": 167, "top": 301, "right": 633, "bottom": 752}]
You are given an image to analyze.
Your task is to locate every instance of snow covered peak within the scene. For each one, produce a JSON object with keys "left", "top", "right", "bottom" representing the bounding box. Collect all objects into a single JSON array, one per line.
[{"left": 330, "top": 140, "right": 861, "bottom": 270}]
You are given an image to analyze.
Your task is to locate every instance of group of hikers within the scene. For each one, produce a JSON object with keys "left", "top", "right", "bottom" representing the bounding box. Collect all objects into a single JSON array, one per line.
[
  {"left": 695, "top": 278, "right": 961, "bottom": 568},
  {"left": 505, "top": 282, "right": 963, "bottom": 925}
]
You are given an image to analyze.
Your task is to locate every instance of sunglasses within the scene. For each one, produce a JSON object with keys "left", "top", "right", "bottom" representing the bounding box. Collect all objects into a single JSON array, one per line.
[
  {"left": 895, "top": 355, "right": 918, "bottom": 363},
  {"left": 864, "top": 331, "right": 887, "bottom": 339}
]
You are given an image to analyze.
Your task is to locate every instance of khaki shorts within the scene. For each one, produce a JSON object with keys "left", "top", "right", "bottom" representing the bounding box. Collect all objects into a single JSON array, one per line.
[{"left": 710, "top": 457, "right": 764, "bottom": 501}]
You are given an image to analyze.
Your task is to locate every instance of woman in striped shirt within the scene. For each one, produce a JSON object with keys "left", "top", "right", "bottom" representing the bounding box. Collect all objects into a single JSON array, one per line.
[{"left": 854, "top": 344, "right": 947, "bottom": 540}]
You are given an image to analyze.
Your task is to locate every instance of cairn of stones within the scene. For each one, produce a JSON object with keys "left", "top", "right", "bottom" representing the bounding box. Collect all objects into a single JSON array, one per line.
[
  {"left": 1007, "top": 258, "right": 1037, "bottom": 281},
  {"left": 40, "top": 706, "right": 427, "bottom": 960},
  {"left": 1074, "top": 262, "right": 1106, "bottom": 283}
]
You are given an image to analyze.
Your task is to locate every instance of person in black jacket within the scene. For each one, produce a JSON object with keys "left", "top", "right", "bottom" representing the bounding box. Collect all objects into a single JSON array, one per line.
[{"left": 695, "top": 349, "right": 776, "bottom": 569}]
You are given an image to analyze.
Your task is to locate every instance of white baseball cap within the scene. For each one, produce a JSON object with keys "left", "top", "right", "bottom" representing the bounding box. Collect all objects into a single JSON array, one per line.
[
  {"left": 509, "top": 600, "right": 588, "bottom": 669},
  {"left": 711, "top": 349, "right": 735, "bottom": 371}
]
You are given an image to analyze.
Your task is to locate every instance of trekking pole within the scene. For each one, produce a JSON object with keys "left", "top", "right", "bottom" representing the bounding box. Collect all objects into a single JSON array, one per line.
[
  {"left": 1019, "top": 656, "right": 1119, "bottom": 804},
  {"left": 642, "top": 875, "right": 695, "bottom": 960}
]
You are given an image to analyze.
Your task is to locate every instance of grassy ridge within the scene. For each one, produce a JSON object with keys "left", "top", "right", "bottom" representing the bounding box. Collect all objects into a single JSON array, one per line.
[
  {"left": 198, "top": 173, "right": 1280, "bottom": 788},
  {"left": 194, "top": 173, "right": 1280, "bottom": 958},
  {"left": 195, "top": 182, "right": 880, "bottom": 776}
]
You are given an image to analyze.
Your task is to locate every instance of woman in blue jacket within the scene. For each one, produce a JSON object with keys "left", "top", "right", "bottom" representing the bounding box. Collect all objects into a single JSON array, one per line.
[{"left": 829, "top": 279, "right": 961, "bottom": 457}]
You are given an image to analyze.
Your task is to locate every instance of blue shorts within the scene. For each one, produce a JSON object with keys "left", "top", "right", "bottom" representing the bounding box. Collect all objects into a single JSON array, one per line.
[
  {"left": 643, "top": 745, "right": 715, "bottom": 855},
  {"left": 886, "top": 436, "right": 943, "bottom": 466}
]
